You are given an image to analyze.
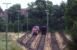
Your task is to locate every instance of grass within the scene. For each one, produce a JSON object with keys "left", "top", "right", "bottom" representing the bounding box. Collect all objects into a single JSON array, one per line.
[{"left": 0, "top": 32, "right": 26, "bottom": 50}]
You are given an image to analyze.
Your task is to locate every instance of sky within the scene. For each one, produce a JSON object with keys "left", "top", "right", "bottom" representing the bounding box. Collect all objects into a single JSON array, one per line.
[{"left": 0, "top": 0, "right": 67, "bottom": 10}]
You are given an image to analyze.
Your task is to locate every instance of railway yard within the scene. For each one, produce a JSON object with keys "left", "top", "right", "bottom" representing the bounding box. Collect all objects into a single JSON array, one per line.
[{"left": 17, "top": 32, "right": 68, "bottom": 50}]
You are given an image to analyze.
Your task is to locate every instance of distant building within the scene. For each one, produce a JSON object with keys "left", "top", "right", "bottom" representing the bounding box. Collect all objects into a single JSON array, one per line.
[
  {"left": 20, "top": 8, "right": 27, "bottom": 16},
  {"left": 0, "top": 12, "right": 4, "bottom": 16},
  {"left": 0, "top": 7, "right": 4, "bottom": 17},
  {"left": 0, "top": 8, "right": 28, "bottom": 17}
]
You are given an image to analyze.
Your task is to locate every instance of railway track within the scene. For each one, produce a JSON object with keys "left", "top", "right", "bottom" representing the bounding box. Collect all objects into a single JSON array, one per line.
[
  {"left": 51, "top": 33, "right": 60, "bottom": 50},
  {"left": 17, "top": 32, "right": 67, "bottom": 50},
  {"left": 44, "top": 33, "right": 52, "bottom": 50},
  {"left": 26, "top": 35, "right": 37, "bottom": 48},
  {"left": 55, "top": 32, "right": 67, "bottom": 50},
  {"left": 30, "top": 34, "right": 41, "bottom": 50},
  {"left": 17, "top": 33, "right": 32, "bottom": 46},
  {"left": 37, "top": 34, "right": 46, "bottom": 50}
]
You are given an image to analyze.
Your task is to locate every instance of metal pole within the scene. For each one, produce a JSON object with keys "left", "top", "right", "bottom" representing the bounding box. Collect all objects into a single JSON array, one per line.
[
  {"left": 46, "top": 0, "right": 49, "bottom": 33},
  {"left": 46, "top": 10, "right": 49, "bottom": 33},
  {"left": 18, "top": 10, "right": 20, "bottom": 38},
  {"left": 27, "top": 11, "right": 28, "bottom": 32},
  {"left": 3, "top": 3, "right": 11, "bottom": 50}
]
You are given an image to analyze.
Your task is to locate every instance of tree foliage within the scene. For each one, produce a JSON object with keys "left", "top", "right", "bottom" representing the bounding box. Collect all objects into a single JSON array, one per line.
[
  {"left": 28, "top": 0, "right": 53, "bottom": 27},
  {"left": 65, "top": 0, "right": 77, "bottom": 50}
]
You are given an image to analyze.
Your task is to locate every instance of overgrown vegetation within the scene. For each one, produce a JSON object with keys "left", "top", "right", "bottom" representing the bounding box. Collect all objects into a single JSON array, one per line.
[
  {"left": 0, "top": 33, "right": 25, "bottom": 50},
  {"left": 65, "top": 0, "right": 77, "bottom": 50}
]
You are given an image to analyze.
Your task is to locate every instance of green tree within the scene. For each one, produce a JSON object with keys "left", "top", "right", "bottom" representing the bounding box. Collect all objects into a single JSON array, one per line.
[
  {"left": 7, "top": 4, "right": 26, "bottom": 32},
  {"left": 28, "top": 0, "right": 52, "bottom": 27},
  {"left": 0, "top": 7, "right": 3, "bottom": 13},
  {"left": 8, "top": 4, "right": 21, "bottom": 23},
  {"left": 65, "top": 0, "right": 77, "bottom": 50},
  {"left": 50, "top": 2, "right": 65, "bottom": 31},
  {"left": 65, "top": 0, "right": 77, "bottom": 35},
  {"left": 0, "top": 17, "right": 6, "bottom": 32},
  {"left": 0, "top": 7, "right": 6, "bottom": 32}
]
